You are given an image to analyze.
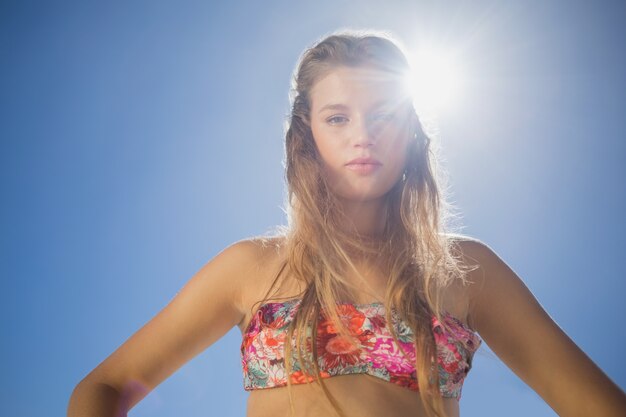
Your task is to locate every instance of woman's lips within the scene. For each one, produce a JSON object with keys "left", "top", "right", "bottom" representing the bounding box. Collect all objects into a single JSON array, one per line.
[{"left": 345, "top": 158, "right": 382, "bottom": 174}]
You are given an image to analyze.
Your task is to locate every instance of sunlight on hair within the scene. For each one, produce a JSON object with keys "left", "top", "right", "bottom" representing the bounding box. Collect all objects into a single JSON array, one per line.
[{"left": 405, "top": 45, "right": 464, "bottom": 117}]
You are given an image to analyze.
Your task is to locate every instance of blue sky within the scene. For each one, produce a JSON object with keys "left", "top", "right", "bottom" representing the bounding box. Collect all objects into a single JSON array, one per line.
[{"left": 1, "top": 1, "right": 625, "bottom": 416}]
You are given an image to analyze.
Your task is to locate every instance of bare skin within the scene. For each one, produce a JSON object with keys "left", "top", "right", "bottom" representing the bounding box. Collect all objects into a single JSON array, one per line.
[
  {"left": 68, "top": 65, "right": 626, "bottom": 416},
  {"left": 67, "top": 236, "right": 626, "bottom": 417}
]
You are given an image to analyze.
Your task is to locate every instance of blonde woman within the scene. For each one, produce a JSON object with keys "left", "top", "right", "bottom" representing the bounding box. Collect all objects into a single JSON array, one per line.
[{"left": 68, "top": 31, "right": 626, "bottom": 417}]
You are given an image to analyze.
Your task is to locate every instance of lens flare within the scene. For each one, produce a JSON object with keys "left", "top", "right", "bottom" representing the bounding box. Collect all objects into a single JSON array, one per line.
[{"left": 405, "top": 46, "right": 464, "bottom": 116}]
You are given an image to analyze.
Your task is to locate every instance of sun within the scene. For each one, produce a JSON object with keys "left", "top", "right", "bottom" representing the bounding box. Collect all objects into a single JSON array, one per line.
[{"left": 405, "top": 46, "right": 464, "bottom": 116}]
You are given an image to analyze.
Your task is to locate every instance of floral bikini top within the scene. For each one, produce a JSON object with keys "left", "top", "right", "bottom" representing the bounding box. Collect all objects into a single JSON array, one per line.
[{"left": 240, "top": 299, "right": 482, "bottom": 399}]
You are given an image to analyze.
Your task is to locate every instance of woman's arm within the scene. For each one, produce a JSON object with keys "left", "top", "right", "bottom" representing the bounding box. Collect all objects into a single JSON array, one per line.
[
  {"left": 67, "top": 239, "right": 261, "bottom": 417},
  {"left": 459, "top": 239, "right": 626, "bottom": 417}
]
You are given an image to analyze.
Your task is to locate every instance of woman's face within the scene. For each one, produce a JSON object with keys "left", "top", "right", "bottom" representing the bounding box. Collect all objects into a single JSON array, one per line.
[{"left": 309, "top": 65, "right": 413, "bottom": 202}]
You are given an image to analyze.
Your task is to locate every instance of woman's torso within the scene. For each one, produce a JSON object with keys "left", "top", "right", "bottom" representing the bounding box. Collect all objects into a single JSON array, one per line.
[{"left": 236, "top": 237, "right": 476, "bottom": 417}]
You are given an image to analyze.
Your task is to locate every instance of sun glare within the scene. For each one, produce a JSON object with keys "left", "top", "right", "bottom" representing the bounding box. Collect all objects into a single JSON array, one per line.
[{"left": 405, "top": 46, "right": 464, "bottom": 116}]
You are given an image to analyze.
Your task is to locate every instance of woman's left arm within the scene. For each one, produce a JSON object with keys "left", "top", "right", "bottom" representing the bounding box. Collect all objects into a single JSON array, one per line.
[{"left": 459, "top": 239, "right": 626, "bottom": 417}]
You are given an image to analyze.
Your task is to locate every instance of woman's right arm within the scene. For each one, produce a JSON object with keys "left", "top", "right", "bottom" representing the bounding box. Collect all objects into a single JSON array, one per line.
[{"left": 67, "top": 239, "right": 261, "bottom": 416}]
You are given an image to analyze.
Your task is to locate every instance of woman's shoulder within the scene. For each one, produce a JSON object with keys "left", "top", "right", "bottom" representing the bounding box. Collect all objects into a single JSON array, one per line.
[
  {"left": 224, "top": 234, "right": 287, "bottom": 265},
  {"left": 208, "top": 234, "right": 286, "bottom": 289},
  {"left": 224, "top": 234, "right": 293, "bottom": 309},
  {"left": 443, "top": 232, "right": 496, "bottom": 268},
  {"left": 442, "top": 231, "right": 485, "bottom": 247},
  {"left": 441, "top": 232, "right": 530, "bottom": 330},
  {"left": 438, "top": 233, "right": 502, "bottom": 328}
]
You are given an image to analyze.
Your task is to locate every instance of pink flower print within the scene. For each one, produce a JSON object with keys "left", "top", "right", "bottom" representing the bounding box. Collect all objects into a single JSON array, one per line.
[{"left": 371, "top": 336, "right": 415, "bottom": 374}]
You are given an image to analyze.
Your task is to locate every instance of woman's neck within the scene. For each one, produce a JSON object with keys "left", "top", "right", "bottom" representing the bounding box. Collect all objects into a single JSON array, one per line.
[{"left": 335, "top": 196, "right": 388, "bottom": 238}]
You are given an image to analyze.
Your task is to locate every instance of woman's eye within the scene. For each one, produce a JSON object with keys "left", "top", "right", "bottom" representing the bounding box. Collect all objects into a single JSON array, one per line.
[
  {"left": 327, "top": 115, "right": 348, "bottom": 125},
  {"left": 371, "top": 112, "right": 395, "bottom": 122}
]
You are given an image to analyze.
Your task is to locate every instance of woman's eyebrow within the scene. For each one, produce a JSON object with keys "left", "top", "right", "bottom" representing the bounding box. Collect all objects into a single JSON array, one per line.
[
  {"left": 317, "top": 100, "right": 396, "bottom": 114},
  {"left": 372, "top": 97, "right": 408, "bottom": 110},
  {"left": 317, "top": 103, "right": 349, "bottom": 114}
]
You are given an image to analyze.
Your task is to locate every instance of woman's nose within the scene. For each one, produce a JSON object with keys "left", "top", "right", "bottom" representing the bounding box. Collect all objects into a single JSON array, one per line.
[{"left": 351, "top": 117, "right": 376, "bottom": 148}]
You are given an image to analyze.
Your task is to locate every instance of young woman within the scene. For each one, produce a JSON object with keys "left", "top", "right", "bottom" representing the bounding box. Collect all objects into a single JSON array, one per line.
[{"left": 68, "top": 31, "right": 626, "bottom": 417}]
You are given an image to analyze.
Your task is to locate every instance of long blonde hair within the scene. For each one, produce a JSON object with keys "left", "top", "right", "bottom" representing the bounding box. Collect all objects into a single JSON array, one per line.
[{"left": 260, "top": 29, "right": 473, "bottom": 417}]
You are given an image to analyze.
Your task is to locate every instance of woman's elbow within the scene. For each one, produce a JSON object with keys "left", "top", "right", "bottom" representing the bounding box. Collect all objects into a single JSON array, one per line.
[{"left": 67, "top": 380, "right": 125, "bottom": 417}]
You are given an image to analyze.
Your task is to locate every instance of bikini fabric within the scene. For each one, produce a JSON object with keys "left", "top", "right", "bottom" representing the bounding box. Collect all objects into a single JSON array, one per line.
[{"left": 241, "top": 299, "right": 481, "bottom": 399}]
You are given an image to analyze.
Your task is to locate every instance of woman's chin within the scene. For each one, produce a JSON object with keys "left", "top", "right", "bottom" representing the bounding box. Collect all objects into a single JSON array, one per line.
[{"left": 333, "top": 189, "right": 390, "bottom": 203}]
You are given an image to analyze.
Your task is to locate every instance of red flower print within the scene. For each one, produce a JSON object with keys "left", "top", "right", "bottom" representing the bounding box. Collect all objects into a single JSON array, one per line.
[
  {"left": 369, "top": 314, "right": 386, "bottom": 330},
  {"left": 317, "top": 327, "right": 374, "bottom": 371},
  {"left": 390, "top": 372, "right": 419, "bottom": 391},
  {"left": 326, "top": 335, "right": 359, "bottom": 355},
  {"left": 437, "top": 344, "right": 461, "bottom": 374},
  {"left": 290, "top": 370, "right": 310, "bottom": 384},
  {"left": 320, "top": 304, "right": 366, "bottom": 335},
  {"left": 289, "top": 370, "right": 330, "bottom": 384},
  {"left": 317, "top": 333, "right": 362, "bottom": 369},
  {"left": 259, "top": 330, "right": 287, "bottom": 361},
  {"left": 261, "top": 304, "right": 288, "bottom": 330}
]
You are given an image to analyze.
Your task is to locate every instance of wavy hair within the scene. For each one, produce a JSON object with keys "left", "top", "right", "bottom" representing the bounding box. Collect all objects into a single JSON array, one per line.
[{"left": 259, "top": 29, "right": 474, "bottom": 417}]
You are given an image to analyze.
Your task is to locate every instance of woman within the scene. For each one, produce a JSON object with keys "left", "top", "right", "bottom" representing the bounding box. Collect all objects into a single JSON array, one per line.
[{"left": 68, "top": 31, "right": 626, "bottom": 417}]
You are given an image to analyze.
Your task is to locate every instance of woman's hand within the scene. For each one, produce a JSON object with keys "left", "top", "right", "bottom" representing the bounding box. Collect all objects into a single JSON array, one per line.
[{"left": 459, "top": 239, "right": 626, "bottom": 417}]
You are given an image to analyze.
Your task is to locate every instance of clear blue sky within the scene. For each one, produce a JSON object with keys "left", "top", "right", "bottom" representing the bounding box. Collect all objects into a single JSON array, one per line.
[{"left": 1, "top": 1, "right": 625, "bottom": 416}]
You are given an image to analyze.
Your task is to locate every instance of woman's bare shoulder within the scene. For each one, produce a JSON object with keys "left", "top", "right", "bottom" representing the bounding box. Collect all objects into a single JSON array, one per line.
[
  {"left": 444, "top": 233, "right": 534, "bottom": 329},
  {"left": 226, "top": 234, "right": 292, "bottom": 315},
  {"left": 204, "top": 236, "right": 279, "bottom": 290},
  {"left": 444, "top": 232, "right": 493, "bottom": 271},
  {"left": 444, "top": 232, "right": 486, "bottom": 248},
  {"left": 438, "top": 233, "right": 493, "bottom": 328},
  {"left": 225, "top": 234, "right": 286, "bottom": 271}
]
